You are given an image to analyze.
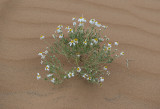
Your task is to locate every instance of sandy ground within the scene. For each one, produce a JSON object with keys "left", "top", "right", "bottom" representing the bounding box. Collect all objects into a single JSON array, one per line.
[{"left": 0, "top": 0, "right": 160, "bottom": 109}]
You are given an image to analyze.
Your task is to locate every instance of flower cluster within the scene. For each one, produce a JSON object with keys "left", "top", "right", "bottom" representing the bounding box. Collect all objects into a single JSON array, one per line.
[{"left": 37, "top": 16, "right": 124, "bottom": 86}]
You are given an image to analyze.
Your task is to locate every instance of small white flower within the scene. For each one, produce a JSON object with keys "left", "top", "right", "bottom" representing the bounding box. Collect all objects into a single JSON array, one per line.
[
  {"left": 78, "top": 17, "right": 86, "bottom": 22},
  {"left": 52, "top": 34, "right": 56, "bottom": 38},
  {"left": 73, "top": 22, "right": 76, "bottom": 26},
  {"left": 64, "top": 76, "right": 67, "bottom": 79},
  {"left": 74, "top": 38, "right": 78, "bottom": 43},
  {"left": 38, "top": 52, "right": 43, "bottom": 56},
  {"left": 47, "top": 74, "right": 53, "bottom": 77},
  {"left": 59, "top": 34, "right": 63, "bottom": 38},
  {"left": 45, "top": 65, "right": 50, "bottom": 71},
  {"left": 41, "top": 55, "right": 46, "bottom": 59},
  {"left": 108, "top": 43, "right": 112, "bottom": 47},
  {"left": 40, "top": 35, "right": 45, "bottom": 40},
  {"left": 65, "top": 26, "right": 71, "bottom": 30},
  {"left": 43, "top": 50, "right": 48, "bottom": 54},
  {"left": 69, "top": 40, "right": 75, "bottom": 46},
  {"left": 56, "top": 28, "right": 62, "bottom": 33},
  {"left": 68, "top": 28, "right": 73, "bottom": 33},
  {"left": 82, "top": 74, "right": 88, "bottom": 78},
  {"left": 99, "top": 77, "right": 104, "bottom": 82},
  {"left": 57, "top": 25, "right": 63, "bottom": 28},
  {"left": 89, "top": 19, "right": 95, "bottom": 24},
  {"left": 40, "top": 60, "right": 43, "bottom": 64},
  {"left": 107, "top": 47, "right": 111, "bottom": 51},
  {"left": 92, "top": 38, "right": 98, "bottom": 44},
  {"left": 83, "top": 40, "right": 87, "bottom": 45},
  {"left": 95, "top": 21, "right": 101, "bottom": 27},
  {"left": 120, "top": 52, "right": 124, "bottom": 56},
  {"left": 77, "top": 67, "right": 81, "bottom": 72},
  {"left": 72, "top": 17, "right": 76, "bottom": 21},
  {"left": 90, "top": 42, "right": 93, "bottom": 46},
  {"left": 87, "top": 77, "right": 92, "bottom": 81},
  {"left": 68, "top": 72, "right": 74, "bottom": 78},
  {"left": 114, "top": 42, "right": 119, "bottom": 46},
  {"left": 78, "top": 22, "right": 84, "bottom": 26},
  {"left": 37, "top": 73, "right": 41, "bottom": 80},
  {"left": 103, "top": 66, "right": 108, "bottom": 70},
  {"left": 51, "top": 78, "right": 55, "bottom": 83}
]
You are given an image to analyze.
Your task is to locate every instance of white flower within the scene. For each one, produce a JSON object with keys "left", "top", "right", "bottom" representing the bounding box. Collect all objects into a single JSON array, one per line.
[
  {"left": 64, "top": 76, "right": 67, "bottom": 79},
  {"left": 52, "top": 34, "right": 56, "bottom": 38},
  {"left": 103, "top": 66, "right": 107, "bottom": 70},
  {"left": 87, "top": 77, "right": 92, "bottom": 81},
  {"left": 78, "top": 22, "right": 84, "bottom": 26},
  {"left": 82, "top": 74, "right": 88, "bottom": 78},
  {"left": 99, "top": 77, "right": 104, "bottom": 82},
  {"left": 73, "top": 22, "right": 76, "bottom": 26},
  {"left": 40, "top": 60, "right": 43, "bottom": 64},
  {"left": 77, "top": 67, "right": 81, "bottom": 72},
  {"left": 51, "top": 78, "right": 55, "bottom": 83},
  {"left": 43, "top": 50, "right": 48, "bottom": 54},
  {"left": 90, "top": 42, "right": 93, "bottom": 46},
  {"left": 68, "top": 72, "right": 74, "bottom": 78},
  {"left": 108, "top": 43, "right": 112, "bottom": 47},
  {"left": 72, "top": 17, "right": 76, "bottom": 21},
  {"left": 92, "top": 38, "right": 98, "bottom": 44},
  {"left": 107, "top": 47, "right": 111, "bottom": 51},
  {"left": 68, "top": 28, "right": 73, "bottom": 33},
  {"left": 78, "top": 17, "right": 86, "bottom": 22},
  {"left": 41, "top": 55, "right": 46, "bottom": 59},
  {"left": 69, "top": 40, "right": 75, "bottom": 46},
  {"left": 38, "top": 52, "right": 43, "bottom": 56},
  {"left": 40, "top": 35, "right": 45, "bottom": 40},
  {"left": 95, "top": 21, "right": 101, "bottom": 27},
  {"left": 120, "top": 52, "right": 124, "bottom": 56},
  {"left": 37, "top": 73, "right": 41, "bottom": 80},
  {"left": 45, "top": 65, "right": 50, "bottom": 71},
  {"left": 83, "top": 40, "right": 87, "bottom": 45},
  {"left": 57, "top": 25, "right": 63, "bottom": 28},
  {"left": 89, "top": 19, "right": 95, "bottom": 24},
  {"left": 74, "top": 38, "right": 78, "bottom": 43},
  {"left": 114, "top": 42, "right": 119, "bottom": 46},
  {"left": 65, "top": 26, "right": 71, "bottom": 30},
  {"left": 56, "top": 28, "right": 62, "bottom": 33},
  {"left": 59, "top": 34, "right": 63, "bottom": 38},
  {"left": 47, "top": 74, "right": 53, "bottom": 77}
]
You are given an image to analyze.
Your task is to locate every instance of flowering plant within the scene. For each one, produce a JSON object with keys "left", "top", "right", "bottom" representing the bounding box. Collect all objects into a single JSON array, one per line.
[{"left": 37, "top": 17, "right": 124, "bottom": 86}]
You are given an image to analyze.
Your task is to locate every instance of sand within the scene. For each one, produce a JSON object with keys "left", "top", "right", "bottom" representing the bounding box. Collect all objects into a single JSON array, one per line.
[{"left": 0, "top": 0, "right": 160, "bottom": 109}]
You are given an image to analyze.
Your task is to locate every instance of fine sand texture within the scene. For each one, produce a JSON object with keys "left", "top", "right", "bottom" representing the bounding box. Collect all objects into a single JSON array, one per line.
[{"left": 0, "top": 0, "right": 160, "bottom": 109}]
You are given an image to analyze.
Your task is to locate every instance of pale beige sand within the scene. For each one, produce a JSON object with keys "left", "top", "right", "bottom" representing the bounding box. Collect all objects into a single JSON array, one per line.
[{"left": 0, "top": 0, "right": 160, "bottom": 109}]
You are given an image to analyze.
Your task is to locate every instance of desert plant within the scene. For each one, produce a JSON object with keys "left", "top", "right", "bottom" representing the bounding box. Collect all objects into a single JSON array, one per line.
[{"left": 37, "top": 17, "right": 124, "bottom": 85}]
